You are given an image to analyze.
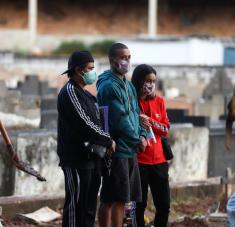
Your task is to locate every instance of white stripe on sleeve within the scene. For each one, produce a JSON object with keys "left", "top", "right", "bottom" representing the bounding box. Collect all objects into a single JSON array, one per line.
[{"left": 67, "top": 83, "right": 110, "bottom": 138}]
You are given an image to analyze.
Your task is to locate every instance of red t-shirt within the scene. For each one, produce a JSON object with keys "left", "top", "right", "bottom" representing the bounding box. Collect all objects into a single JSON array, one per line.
[{"left": 138, "top": 95, "right": 170, "bottom": 164}]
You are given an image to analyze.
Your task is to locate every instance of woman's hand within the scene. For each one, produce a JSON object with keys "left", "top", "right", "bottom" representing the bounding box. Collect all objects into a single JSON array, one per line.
[
  {"left": 140, "top": 114, "right": 151, "bottom": 129},
  {"left": 106, "top": 140, "right": 116, "bottom": 156}
]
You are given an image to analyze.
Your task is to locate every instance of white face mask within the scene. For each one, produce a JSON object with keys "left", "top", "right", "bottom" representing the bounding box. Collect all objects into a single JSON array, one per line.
[{"left": 143, "top": 82, "right": 156, "bottom": 95}]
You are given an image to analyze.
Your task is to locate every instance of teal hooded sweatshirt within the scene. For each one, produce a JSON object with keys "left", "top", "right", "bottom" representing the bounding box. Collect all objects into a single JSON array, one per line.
[{"left": 96, "top": 69, "right": 146, "bottom": 158}]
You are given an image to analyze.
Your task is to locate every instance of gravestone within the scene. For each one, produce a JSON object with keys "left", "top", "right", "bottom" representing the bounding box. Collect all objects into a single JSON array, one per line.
[
  {"left": 16, "top": 75, "right": 57, "bottom": 98},
  {"left": 17, "top": 75, "right": 39, "bottom": 96},
  {"left": 203, "top": 69, "right": 233, "bottom": 100},
  {"left": 14, "top": 75, "right": 58, "bottom": 129},
  {"left": 0, "top": 130, "right": 64, "bottom": 196},
  {"left": 167, "top": 108, "right": 209, "bottom": 127},
  {"left": 167, "top": 109, "right": 188, "bottom": 123},
  {"left": 39, "top": 81, "right": 57, "bottom": 98},
  {"left": 184, "top": 116, "right": 210, "bottom": 127},
  {"left": 0, "top": 136, "right": 16, "bottom": 196},
  {"left": 0, "top": 80, "right": 40, "bottom": 129}
]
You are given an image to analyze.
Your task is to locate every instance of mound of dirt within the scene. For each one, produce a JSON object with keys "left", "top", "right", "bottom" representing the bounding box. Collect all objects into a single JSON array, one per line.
[{"left": 0, "top": 1, "right": 235, "bottom": 36}]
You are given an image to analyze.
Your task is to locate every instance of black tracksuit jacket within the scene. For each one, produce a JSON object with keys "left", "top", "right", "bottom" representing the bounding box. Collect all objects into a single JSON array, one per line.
[{"left": 57, "top": 80, "right": 112, "bottom": 168}]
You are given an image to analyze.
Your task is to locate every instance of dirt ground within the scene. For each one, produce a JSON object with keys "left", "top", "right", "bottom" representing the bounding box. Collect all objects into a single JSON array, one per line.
[
  {"left": 168, "top": 217, "right": 228, "bottom": 227},
  {"left": 167, "top": 197, "right": 228, "bottom": 227},
  {"left": 0, "top": 197, "right": 229, "bottom": 226}
]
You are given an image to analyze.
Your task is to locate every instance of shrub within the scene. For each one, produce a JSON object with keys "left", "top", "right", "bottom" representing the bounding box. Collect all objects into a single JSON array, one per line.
[
  {"left": 51, "top": 39, "right": 116, "bottom": 57},
  {"left": 90, "top": 40, "right": 115, "bottom": 56},
  {"left": 15, "top": 49, "right": 29, "bottom": 58},
  {"left": 52, "top": 41, "right": 87, "bottom": 56}
]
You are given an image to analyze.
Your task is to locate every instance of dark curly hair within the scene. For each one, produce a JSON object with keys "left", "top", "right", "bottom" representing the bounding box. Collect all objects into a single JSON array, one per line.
[{"left": 131, "top": 64, "right": 157, "bottom": 98}]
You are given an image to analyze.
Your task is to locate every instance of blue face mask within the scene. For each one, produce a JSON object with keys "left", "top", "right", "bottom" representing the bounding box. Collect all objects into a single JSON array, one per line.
[{"left": 82, "top": 70, "right": 97, "bottom": 85}]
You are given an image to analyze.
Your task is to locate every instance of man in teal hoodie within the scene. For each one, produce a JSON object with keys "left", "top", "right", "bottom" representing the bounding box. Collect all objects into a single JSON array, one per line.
[{"left": 97, "top": 43, "right": 147, "bottom": 227}]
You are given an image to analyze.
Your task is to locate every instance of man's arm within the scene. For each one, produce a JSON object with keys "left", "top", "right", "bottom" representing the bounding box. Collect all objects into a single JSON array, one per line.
[
  {"left": 97, "top": 84, "right": 140, "bottom": 148},
  {"left": 65, "top": 82, "right": 112, "bottom": 148},
  {"left": 226, "top": 95, "right": 235, "bottom": 150}
]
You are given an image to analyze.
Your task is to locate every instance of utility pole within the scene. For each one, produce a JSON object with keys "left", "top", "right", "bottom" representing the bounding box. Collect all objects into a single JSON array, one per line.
[
  {"left": 28, "top": 0, "right": 38, "bottom": 48},
  {"left": 148, "top": 0, "right": 158, "bottom": 37}
]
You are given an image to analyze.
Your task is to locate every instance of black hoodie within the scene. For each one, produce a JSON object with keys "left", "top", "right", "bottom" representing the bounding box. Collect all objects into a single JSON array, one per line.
[{"left": 57, "top": 80, "right": 112, "bottom": 168}]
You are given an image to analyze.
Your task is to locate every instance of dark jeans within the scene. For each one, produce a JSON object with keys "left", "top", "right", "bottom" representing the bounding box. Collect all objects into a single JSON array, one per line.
[
  {"left": 136, "top": 163, "right": 170, "bottom": 227},
  {"left": 62, "top": 167, "right": 101, "bottom": 227}
]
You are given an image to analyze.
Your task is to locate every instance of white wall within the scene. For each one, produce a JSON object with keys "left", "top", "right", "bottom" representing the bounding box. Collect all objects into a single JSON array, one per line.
[
  {"left": 189, "top": 39, "right": 224, "bottom": 65},
  {"left": 123, "top": 38, "right": 224, "bottom": 66}
]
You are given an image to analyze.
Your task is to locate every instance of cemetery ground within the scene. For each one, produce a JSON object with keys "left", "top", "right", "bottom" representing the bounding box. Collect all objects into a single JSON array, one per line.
[{"left": 0, "top": 196, "right": 229, "bottom": 227}]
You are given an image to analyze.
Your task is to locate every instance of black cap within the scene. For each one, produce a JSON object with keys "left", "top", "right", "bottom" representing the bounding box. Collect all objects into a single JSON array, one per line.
[{"left": 61, "top": 50, "right": 94, "bottom": 75}]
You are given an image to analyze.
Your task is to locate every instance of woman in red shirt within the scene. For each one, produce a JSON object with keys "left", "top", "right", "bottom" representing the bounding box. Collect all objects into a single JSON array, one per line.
[{"left": 131, "top": 64, "right": 170, "bottom": 227}]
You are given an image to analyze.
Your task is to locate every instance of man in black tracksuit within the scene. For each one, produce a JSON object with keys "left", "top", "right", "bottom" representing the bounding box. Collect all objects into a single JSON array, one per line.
[{"left": 57, "top": 50, "right": 115, "bottom": 227}]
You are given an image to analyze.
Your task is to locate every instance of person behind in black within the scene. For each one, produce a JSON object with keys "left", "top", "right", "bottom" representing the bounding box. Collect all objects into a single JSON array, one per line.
[{"left": 57, "top": 50, "right": 116, "bottom": 227}]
